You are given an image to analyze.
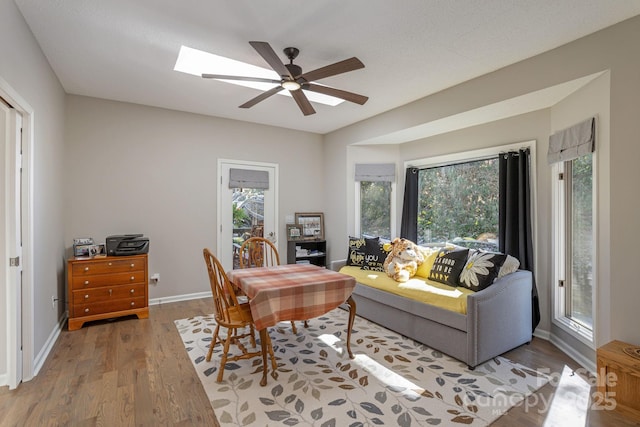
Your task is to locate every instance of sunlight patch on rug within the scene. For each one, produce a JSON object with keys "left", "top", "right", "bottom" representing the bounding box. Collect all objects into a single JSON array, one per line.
[{"left": 175, "top": 308, "right": 548, "bottom": 426}]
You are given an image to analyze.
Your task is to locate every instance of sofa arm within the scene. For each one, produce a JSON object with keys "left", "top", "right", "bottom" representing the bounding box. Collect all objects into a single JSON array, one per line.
[
  {"left": 466, "top": 270, "right": 532, "bottom": 367},
  {"left": 330, "top": 259, "right": 347, "bottom": 272}
]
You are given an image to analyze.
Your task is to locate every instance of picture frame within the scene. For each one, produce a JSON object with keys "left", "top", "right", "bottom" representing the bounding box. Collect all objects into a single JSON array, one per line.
[
  {"left": 73, "top": 237, "right": 94, "bottom": 257},
  {"left": 74, "top": 244, "right": 92, "bottom": 257},
  {"left": 295, "top": 212, "right": 324, "bottom": 240},
  {"left": 88, "top": 244, "right": 106, "bottom": 258},
  {"left": 286, "top": 224, "right": 302, "bottom": 241}
]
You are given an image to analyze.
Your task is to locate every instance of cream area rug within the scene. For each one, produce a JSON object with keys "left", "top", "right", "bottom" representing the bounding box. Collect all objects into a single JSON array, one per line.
[{"left": 175, "top": 308, "right": 548, "bottom": 426}]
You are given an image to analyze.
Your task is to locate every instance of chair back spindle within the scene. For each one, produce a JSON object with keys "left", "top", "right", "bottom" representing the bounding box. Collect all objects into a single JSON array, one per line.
[{"left": 239, "top": 237, "right": 279, "bottom": 268}]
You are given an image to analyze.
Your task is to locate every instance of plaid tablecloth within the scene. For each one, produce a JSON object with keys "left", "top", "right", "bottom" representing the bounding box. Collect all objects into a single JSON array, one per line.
[{"left": 228, "top": 264, "right": 356, "bottom": 331}]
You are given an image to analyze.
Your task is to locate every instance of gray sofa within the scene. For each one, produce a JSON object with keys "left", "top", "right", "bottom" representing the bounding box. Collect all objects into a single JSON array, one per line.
[{"left": 331, "top": 260, "right": 533, "bottom": 368}]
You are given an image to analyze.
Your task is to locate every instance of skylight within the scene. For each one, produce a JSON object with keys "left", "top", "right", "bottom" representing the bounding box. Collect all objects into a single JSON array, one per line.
[{"left": 174, "top": 45, "right": 343, "bottom": 107}]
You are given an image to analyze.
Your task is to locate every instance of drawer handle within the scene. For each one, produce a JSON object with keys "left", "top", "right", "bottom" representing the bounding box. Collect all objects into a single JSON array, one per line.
[
  {"left": 130, "top": 276, "right": 135, "bottom": 281},
  {"left": 130, "top": 301, "right": 135, "bottom": 306},
  {"left": 84, "top": 308, "right": 90, "bottom": 313},
  {"left": 109, "top": 289, "right": 113, "bottom": 296},
  {"left": 84, "top": 280, "right": 89, "bottom": 285},
  {"left": 130, "top": 263, "right": 135, "bottom": 268},
  {"left": 130, "top": 289, "right": 135, "bottom": 294},
  {"left": 84, "top": 294, "right": 89, "bottom": 299},
  {"left": 108, "top": 262, "right": 113, "bottom": 266},
  {"left": 84, "top": 267, "right": 89, "bottom": 272}
]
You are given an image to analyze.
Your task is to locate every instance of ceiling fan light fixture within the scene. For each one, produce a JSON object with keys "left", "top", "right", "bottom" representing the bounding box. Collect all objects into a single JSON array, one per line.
[
  {"left": 281, "top": 80, "right": 301, "bottom": 91},
  {"left": 175, "top": 45, "right": 353, "bottom": 108}
]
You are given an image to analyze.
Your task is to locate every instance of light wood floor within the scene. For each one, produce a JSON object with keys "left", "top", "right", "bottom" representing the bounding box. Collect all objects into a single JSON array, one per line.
[{"left": 1, "top": 298, "right": 638, "bottom": 426}]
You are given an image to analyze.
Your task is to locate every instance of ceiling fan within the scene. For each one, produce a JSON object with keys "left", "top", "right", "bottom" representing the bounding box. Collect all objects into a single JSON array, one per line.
[{"left": 202, "top": 41, "right": 368, "bottom": 116}]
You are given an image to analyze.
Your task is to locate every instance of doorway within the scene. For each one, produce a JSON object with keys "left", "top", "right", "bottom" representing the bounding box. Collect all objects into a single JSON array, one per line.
[
  {"left": 217, "top": 160, "right": 278, "bottom": 271},
  {"left": 1, "top": 77, "right": 34, "bottom": 389}
]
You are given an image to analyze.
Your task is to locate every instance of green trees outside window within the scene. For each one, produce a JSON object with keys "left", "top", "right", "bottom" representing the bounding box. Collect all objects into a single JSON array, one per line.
[
  {"left": 417, "top": 158, "right": 499, "bottom": 250},
  {"left": 360, "top": 181, "right": 391, "bottom": 239}
]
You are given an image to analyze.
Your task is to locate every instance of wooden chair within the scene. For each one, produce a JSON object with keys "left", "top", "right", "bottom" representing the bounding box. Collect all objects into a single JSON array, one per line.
[
  {"left": 238, "top": 237, "right": 308, "bottom": 333},
  {"left": 202, "top": 248, "right": 276, "bottom": 383}
]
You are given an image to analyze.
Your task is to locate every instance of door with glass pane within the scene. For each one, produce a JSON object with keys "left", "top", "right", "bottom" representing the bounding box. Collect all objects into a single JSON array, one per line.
[{"left": 218, "top": 160, "right": 278, "bottom": 271}]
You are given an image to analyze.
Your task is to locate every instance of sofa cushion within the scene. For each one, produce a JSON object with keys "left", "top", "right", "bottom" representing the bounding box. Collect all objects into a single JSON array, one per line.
[
  {"left": 428, "top": 248, "right": 469, "bottom": 286},
  {"left": 339, "top": 265, "right": 475, "bottom": 314},
  {"left": 458, "top": 250, "right": 507, "bottom": 291},
  {"left": 346, "top": 236, "right": 367, "bottom": 267},
  {"left": 498, "top": 255, "right": 520, "bottom": 279},
  {"left": 361, "top": 237, "right": 390, "bottom": 272}
]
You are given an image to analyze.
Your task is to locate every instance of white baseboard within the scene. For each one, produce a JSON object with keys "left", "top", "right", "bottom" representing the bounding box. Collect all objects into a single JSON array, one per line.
[
  {"left": 549, "top": 333, "right": 597, "bottom": 375},
  {"left": 149, "top": 291, "right": 212, "bottom": 306},
  {"left": 523, "top": 327, "right": 597, "bottom": 376},
  {"left": 24, "top": 293, "right": 210, "bottom": 383},
  {"left": 533, "top": 328, "right": 551, "bottom": 341},
  {"left": 31, "top": 312, "right": 67, "bottom": 379}
]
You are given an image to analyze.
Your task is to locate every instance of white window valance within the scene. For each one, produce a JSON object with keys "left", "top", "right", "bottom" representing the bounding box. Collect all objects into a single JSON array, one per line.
[
  {"left": 354, "top": 163, "right": 396, "bottom": 182},
  {"left": 229, "top": 168, "right": 269, "bottom": 189},
  {"left": 547, "top": 117, "right": 595, "bottom": 164}
]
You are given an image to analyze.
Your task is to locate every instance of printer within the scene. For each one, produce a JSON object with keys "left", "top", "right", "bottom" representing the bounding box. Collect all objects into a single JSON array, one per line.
[{"left": 106, "top": 234, "right": 150, "bottom": 256}]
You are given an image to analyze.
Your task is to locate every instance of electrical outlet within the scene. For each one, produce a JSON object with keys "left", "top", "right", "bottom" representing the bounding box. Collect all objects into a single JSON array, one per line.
[{"left": 150, "top": 273, "right": 160, "bottom": 284}]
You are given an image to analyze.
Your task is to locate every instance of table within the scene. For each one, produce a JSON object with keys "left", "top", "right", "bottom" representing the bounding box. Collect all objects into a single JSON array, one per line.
[{"left": 228, "top": 263, "right": 357, "bottom": 386}]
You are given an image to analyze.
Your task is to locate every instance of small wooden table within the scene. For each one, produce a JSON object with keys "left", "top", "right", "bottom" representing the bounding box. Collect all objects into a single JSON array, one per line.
[
  {"left": 228, "top": 263, "right": 357, "bottom": 386},
  {"left": 597, "top": 340, "right": 640, "bottom": 420}
]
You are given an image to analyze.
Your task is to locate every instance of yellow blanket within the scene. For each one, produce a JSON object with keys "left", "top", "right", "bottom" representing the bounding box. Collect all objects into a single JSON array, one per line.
[{"left": 339, "top": 266, "right": 474, "bottom": 314}]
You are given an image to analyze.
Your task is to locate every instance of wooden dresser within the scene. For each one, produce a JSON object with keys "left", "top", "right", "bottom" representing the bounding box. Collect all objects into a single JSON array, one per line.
[{"left": 67, "top": 254, "right": 148, "bottom": 330}]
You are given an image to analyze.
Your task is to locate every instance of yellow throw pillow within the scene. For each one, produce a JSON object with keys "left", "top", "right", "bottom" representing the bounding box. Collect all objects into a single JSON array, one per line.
[{"left": 415, "top": 246, "right": 440, "bottom": 278}]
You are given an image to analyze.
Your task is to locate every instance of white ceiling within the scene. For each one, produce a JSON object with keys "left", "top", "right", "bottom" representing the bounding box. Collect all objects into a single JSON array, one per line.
[{"left": 15, "top": 0, "right": 640, "bottom": 135}]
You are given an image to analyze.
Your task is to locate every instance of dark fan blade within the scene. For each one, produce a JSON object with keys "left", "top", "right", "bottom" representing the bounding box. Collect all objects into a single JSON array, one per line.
[
  {"left": 291, "top": 89, "right": 316, "bottom": 116},
  {"left": 298, "top": 57, "right": 364, "bottom": 83},
  {"left": 239, "top": 86, "right": 284, "bottom": 109},
  {"left": 249, "top": 41, "right": 292, "bottom": 79},
  {"left": 202, "top": 74, "right": 280, "bottom": 84},
  {"left": 304, "top": 83, "right": 368, "bottom": 105}
]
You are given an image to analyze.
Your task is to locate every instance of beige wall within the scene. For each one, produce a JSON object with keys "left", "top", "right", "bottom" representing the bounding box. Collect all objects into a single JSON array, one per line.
[
  {"left": 324, "top": 15, "right": 640, "bottom": 363},
  {"left": 64, "top": 96, "right": 324, "bottom": 300},
  {"left": 0, "top": 0, "right": 67, "bottom": 375},
  {"left": 4, "top": 0, "right": 640, "bottom": 380}
]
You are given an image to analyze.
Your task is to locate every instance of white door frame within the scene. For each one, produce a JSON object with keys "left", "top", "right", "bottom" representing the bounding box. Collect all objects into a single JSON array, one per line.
[
  {"left": 217, "top": 159, "right": 278, "bottom": 271},
  {"left": 1, "top": 76, "right": 35, "bottom": 387}
]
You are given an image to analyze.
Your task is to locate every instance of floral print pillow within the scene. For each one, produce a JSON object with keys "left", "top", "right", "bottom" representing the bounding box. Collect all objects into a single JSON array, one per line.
[{"left": 458, "top": 250, "right": 508, "bottom": 291}]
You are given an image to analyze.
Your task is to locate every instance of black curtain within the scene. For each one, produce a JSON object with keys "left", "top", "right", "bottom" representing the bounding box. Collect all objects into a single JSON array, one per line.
[
  {"left": 499, "top": 148, "right": 540, "bottom": 332},
  {"left": 400, "top": 167, "right": 419, "bottom": 242}
]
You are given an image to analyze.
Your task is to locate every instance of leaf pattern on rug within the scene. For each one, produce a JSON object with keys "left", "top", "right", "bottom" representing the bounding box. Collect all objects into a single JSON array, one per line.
[{"left": 175, "top": 309, "right": 549, "bottom": 426}]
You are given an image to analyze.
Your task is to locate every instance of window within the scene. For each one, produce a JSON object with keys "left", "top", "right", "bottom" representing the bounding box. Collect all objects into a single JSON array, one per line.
[
  {"left": 549, "top": 117, "right": 596, "bottom": 343},
  {"left": 417, "top": 157, "right": 499, "bottom": 251},
  {"left": 359, "top": 181, "right": 392, "bottom": 238},
  {"left": 554, "top": 154, "right": 594, "bottom": 337},
  {"left": 355, "top": 163, "right": 396, "bottom": 239}
]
